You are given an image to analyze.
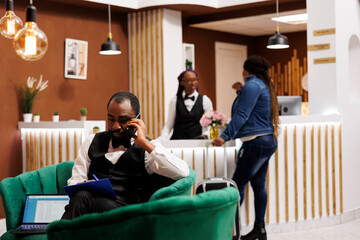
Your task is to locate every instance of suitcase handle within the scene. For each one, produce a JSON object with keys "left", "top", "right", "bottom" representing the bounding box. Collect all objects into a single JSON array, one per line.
[{"left": 205, "top": 142, "right": 228, "bottom": 178}]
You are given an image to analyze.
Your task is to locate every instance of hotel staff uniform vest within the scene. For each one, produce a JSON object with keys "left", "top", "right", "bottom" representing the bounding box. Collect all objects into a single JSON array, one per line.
[
  {"left": 88, "top": 131, "right": 152, "bottom": 205},
  {"left": 171, "top": 94, "right": 204, "bottom": 139}
]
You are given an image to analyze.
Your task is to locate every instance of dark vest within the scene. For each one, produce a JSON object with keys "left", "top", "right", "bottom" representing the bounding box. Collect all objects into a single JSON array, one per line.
[
  {"left": 88, "top": 131, "right": 150, "bottom": 205},
  {"left": 171, "top": 94, "right": 204, "bottom": 139}
]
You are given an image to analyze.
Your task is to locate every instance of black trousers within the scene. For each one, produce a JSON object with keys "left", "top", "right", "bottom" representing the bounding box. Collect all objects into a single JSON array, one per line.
[{"left": 61, "top": 190, "right": 126, "bottom": 220}]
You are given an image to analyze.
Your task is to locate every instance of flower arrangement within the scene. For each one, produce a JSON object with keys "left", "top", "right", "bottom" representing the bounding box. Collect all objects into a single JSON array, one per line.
[
  {"left": 16, "top": 75, "right": 48, "bottom": 113},
  {"left": 200, "top": 110, "right": 227, "bottom": 127}
]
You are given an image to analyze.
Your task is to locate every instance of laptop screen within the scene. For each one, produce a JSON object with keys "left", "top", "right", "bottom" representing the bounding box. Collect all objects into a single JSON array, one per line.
[{"left": 23, "top": 195, "right": 70, "bottom": 223}]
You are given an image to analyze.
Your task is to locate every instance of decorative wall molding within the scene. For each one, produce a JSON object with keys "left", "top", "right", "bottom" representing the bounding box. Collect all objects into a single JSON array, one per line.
[
  {"left": 128, "top": 9, "right": 165, "bottom": 139},
  {"left": 269, "top": 49, "right": 308, "bottom": 102}
]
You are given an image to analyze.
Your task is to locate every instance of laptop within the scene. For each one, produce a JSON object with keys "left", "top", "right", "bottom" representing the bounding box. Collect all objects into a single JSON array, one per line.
[{"left": 11, "top": 194, "right": 70, "bottom": 235}]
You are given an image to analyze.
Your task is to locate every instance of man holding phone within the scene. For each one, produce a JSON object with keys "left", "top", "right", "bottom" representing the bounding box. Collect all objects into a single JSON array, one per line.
[{"left": 62, "top": 91, "right": 189, "bottom": 219}]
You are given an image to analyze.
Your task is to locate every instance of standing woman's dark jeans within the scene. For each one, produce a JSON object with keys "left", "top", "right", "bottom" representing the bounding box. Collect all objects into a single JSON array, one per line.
[{"left": 232, "top": 134, "right": 277, "bottom": 224}]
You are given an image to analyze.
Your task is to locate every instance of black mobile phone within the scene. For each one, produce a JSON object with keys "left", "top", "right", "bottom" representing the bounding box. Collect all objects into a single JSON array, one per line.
[{"left": 126, "top": 114, "right": 140, "bottom": 137}]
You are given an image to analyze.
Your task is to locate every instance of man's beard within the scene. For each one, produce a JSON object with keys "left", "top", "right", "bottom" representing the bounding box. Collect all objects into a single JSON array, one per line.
[
  {"left": 110, "top": 129, "right": 125, "bottom": 138},
  {"left": 110, "top": 129, "right": 131, "bottom": 149}
]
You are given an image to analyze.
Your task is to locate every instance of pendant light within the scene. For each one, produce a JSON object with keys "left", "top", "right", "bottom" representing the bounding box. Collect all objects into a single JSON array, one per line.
[
  {"left": 0, "top": 0, "right": 23, "bottom": 39},
  {"left": 99, "top": 0, "right": 121, "bottom": 55},
  {"left": 13, "top": 0, "right": 48, "bottom": 61},
  {"left": 267, "top": 0, "right": 289, "bottom": 49}
]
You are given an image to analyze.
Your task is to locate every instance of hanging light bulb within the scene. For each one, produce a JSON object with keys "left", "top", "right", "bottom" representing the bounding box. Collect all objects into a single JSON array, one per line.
[
  {"left": 0, "top": 0, "right": 23, "bottom": 39},
  {"left": 99, "top": 1, "right": 121, "bottom": 55},
  {"left": 13, "top": 0, "right": 48, "bottom": 61},
  {"left": 267, "top": 0, "right": 289, "bottom": 49}
]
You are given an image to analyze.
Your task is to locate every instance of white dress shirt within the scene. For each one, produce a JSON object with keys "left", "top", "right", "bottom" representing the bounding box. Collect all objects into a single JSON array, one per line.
[
  {"left": 68, "top": 134, "right": 190, "bottom": 186},
  {"left": 158, "top": 90, "right": 213, "bottom": 141}
]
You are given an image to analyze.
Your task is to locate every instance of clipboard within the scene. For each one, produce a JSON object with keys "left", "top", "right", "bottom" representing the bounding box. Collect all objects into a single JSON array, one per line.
[{"left": 64, "top": 178, "right": 117, "bottom": 200}]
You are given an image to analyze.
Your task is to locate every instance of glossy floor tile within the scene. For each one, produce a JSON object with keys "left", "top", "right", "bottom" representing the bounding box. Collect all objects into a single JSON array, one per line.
[
  {"left": 268, "top": 218, "right": 360, "bottom": 240},
  {"left": 0, "top": 217, "right": 359, "bottom": 239}
]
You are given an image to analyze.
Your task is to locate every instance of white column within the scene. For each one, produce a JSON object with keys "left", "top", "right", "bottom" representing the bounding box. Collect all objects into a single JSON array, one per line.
[
  {"left": 333, "top": 0, "right": 360, "bottom": 213},
  {"left": 162, "top": 9, "right": 183, "bottom": 123},
  {"left": 307, "top": 0, "right": 337, "bottom": 115},
  {"left": 308, "top": 0, "right": 360, "bottom": 213}
]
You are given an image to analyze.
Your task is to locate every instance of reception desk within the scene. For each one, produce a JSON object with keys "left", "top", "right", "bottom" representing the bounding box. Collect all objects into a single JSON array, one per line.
[
  {"left": 18, "top": 121, "right": 106, "bottom": 173},
  {"left": 162, "top": 114, "right": 342, "bottom": 232},
  {"left": 18, "top": 115, "right": 342, "bottom": 232}
]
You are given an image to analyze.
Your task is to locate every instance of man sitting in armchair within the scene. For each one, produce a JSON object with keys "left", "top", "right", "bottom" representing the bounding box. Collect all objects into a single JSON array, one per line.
[{"left": 62, "top": 91, "right": 189, "bottom": 219}]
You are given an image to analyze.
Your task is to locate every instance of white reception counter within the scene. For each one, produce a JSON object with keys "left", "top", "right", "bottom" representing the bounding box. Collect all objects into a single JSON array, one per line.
[
  {"left": 160, "top": 114, "right": 342, "bottom": 232},
  {"left": 18, "top": 121, "right": 106, "bottom": 172}
]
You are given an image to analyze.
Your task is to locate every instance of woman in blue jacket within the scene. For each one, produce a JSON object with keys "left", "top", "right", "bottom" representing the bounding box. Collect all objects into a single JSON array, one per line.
[{"left": 212, "top": 55, "right": 279, "bottom": 240}]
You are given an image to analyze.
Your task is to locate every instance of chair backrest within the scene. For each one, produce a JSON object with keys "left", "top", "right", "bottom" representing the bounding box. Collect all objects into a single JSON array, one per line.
[
  {"left": 0, "top": 161, "right": 74, "bottom": 230},
  {"left": 46, "top": 187, "right": 240, "bottom": 240}
]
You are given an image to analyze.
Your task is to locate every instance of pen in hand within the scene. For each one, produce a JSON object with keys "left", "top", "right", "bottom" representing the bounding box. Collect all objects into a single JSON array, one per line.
[{"left": 92, "top": 174, "right": 99, "bottom": 181}]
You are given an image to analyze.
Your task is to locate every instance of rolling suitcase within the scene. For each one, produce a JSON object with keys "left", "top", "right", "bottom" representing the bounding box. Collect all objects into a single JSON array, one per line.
[{"left": 196, "top": 142, "right": 241, "bottom": 240}]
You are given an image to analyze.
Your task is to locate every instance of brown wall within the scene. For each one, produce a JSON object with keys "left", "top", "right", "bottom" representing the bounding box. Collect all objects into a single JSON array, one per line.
[
  {"left": 0, "top": 1, "right": 128, "bottom": 218},
  {"left": 182, "top": 24, "right": 257, "bottom": 107},
  {"left": 182, "top": 24, "right": 307, "bottom": 108},
  {"left": 251, "top": 31, "right": 308, "bottom": 68}
]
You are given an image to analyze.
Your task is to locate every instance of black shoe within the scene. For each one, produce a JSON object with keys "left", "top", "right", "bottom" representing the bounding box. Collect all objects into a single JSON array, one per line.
[{"left": 240, "top": 222, "right": 267, "bottom": 240}]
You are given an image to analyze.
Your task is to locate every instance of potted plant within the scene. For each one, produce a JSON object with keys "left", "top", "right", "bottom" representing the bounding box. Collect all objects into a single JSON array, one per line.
[
  {"left": 33, "top": 112, "right": 40, "bottom": 122},
  {"left": 80, "top": 107, "right": 87, "bottom": 121},
  {"left": 52, "top": 111, "right": 59, "bottom": 122},
  {"left": 16, "top": 75, "right": 48, "bottom": 122},
  {"left": 93, "top": 126, "right": 100, "bottom": 134}
]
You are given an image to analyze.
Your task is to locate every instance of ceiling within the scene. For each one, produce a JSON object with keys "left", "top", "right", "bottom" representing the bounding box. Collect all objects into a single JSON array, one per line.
[
  {"left": 189, "top": 9, "right": 307, "bottom": 37},
  {"left": 52, "top": 0, "right": 307, "bottom": 37}
]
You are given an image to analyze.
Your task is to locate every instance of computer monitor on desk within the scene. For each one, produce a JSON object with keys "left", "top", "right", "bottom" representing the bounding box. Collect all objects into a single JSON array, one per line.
[{"left": 277, "top": 96, "right": 302, "bottom": 116}]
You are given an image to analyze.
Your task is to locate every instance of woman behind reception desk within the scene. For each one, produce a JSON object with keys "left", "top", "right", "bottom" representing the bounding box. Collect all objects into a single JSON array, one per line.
[
  {"left": 159, "top": 69, "right": 213, "bottom": 140},
  {"left": 212, "top": 55, "right": 279, "bottom": 240}
]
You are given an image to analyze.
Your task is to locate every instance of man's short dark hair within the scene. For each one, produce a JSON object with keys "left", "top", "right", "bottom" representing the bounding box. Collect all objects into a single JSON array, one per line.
[{"left": 107, "top": 91, "right": 140, "bottom": 116}]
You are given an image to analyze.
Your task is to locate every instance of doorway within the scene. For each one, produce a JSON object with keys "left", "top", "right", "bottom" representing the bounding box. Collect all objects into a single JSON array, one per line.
[{"left": 215, "top": 42, "right": 247, "bottom": 121}]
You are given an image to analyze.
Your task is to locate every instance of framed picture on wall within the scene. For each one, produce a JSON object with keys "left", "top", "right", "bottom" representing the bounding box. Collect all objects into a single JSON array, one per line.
[
  {"left": 182, "top": 43, "right": 195, "bottom": 70},
  {"left": 64, "top": 38, "right": 88, "bottom": 80}
]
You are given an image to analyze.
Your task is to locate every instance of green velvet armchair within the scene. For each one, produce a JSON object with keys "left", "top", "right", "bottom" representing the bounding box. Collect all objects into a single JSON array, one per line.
[
  {"left": 0, "top": 161, "right": 196, "bottom": 240},
  {"left": 46, "top": 187, "right": 239, "bottom": 240}
]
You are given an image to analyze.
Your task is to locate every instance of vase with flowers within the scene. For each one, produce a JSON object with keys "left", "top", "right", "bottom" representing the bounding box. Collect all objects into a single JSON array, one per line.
[
  {"left": 16, "top": 75, "right": 48, "bottom": 122},
  {"left": 200, "top": 110, "right": 227, "bottom": 139}
]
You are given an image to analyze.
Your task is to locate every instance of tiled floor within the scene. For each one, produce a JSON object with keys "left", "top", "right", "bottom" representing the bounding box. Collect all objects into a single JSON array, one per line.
[
  {"left": 0, "top": 217, "right": 359, "bottom": 239},
  {"left": 267, "top": 218, "right": 360, "bottom": 240}
]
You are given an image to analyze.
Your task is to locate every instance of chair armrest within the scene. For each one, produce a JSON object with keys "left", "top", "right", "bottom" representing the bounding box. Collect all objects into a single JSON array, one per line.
[{"left": 149, "top": 167, "right": 196, "bottom": 201}]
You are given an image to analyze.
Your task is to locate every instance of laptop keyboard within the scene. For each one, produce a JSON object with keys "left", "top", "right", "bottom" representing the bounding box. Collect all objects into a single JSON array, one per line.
[{"left": 19, "top": 224, "right": 47, "bottom": 230}]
